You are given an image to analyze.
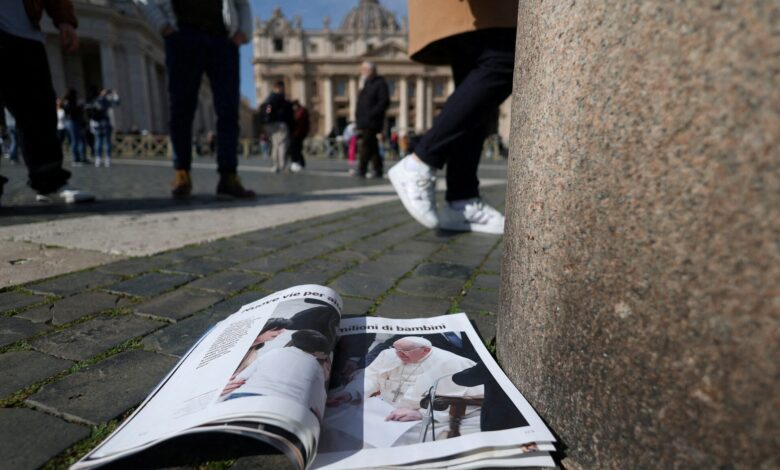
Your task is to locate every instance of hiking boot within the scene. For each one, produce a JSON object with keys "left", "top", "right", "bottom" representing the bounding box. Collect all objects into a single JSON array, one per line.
[
  {"left": 171, "top": 169, "right": 192, "bottom": 199},
  {"left": 217, "top": 173, "right": 256, "bottom": 199}
]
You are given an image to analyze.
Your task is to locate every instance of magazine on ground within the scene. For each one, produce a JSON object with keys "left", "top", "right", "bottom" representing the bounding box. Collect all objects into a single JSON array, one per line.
[{"left": 72, "top": 285, "right": 556, "bottom": 469}]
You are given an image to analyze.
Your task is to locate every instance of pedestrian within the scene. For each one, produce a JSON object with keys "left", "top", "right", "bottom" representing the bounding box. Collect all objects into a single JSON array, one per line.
[
  {"left": 0, "top": 0, "right": 94, "bottom": 205},
  {"left": 136, "top": 0, "right": 255, "bottom": 199},
  {"left": 259, "top": 81, "right": 293, "bottom": 173},
  {"left": 56, "top": 98, "right": 68, "bottom": 148},
  {"left": 289, "top": 100, "right": 309, "bottom": 173},
  {"left": 2, "top": 106, "right": 19, "bottom": 163},
  {"left": 355, "top": 61, "right": 389, "bottom": 178},
  {"left": 86, "top": 88, "right": 120, "bottom": 167},
  {"left": 62, "top": 88, "right": 88, "bottom": 166},
  {"left": 388, "top": 0, "right": 516, "bottom": 234}
]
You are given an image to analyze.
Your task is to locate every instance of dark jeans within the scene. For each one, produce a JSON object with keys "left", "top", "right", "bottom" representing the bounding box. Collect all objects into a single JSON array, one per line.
[
  {"left": 0, "top": 31, "right": 69, "bottom": 194},
  {"left": 358, "top": 128, "right": 382, "bottom": 176},
  {"left": 94, "top": 127, "right": 112, "bottom": 159},
  {"left": 414, "top": 29, "right": 516, "bottom": 202},
  {"left": 290, "top": 136, "right": 305, "bottom": 167},
  {"left": 65, "top": 120, "right": 86, "bottom": 162},
  {"left": 165, "top": 26, "right": 239, "bottom": 173}
]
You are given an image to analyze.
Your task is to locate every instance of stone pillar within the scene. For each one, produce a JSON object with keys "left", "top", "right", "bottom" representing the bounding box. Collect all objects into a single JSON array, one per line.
[
  {"left": 348, "top": 76, "right": 358, "bottom": 123},
  {"left": 126, "top": 48, "right": 152, "bottom": 131},
  {"left": 414, "top": 76, "right": 425, "bottom": 131},
  {"left": 424, "top": 78, "right": 434, "bottom": 129},
  {"left": 99, "top": 43, "right": 117, "bottom": 89},
  {"left": 398, "top": 77, "right": 409, "bottom": 135},
  {"left": 146, "top": 57, "right": 163, "bottom": 133},
  {"left": 322, "top": 76, "right": 334, "bottom": 135},
  {"left": 447, "top": 77, "right": 455, "bottom": 97},
  {"left": 498, "top": 2, "right": 779, "bottom": 469}
]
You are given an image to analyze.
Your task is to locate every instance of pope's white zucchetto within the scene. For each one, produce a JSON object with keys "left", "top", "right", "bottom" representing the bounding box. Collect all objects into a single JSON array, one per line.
[{"left": 397, "top": 336, "right": 432, "bottom": 348}]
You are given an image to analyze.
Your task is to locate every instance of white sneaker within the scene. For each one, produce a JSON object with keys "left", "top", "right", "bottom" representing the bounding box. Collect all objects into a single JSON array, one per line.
[
  {"left": 94, "top": 158, "right": 101, "bottom": 167},
  {"left": 105, "top": 158, "right": 111, "bottom": 168},
  {"left": 440, "top": 198, "right": 505, "bottom": 234},
  {"left": 37, "top": 185, "right": 96, "bottom": 204},
  {"left": 388, "top": 155, "right": 438, "bottom": 229},
  {"left": 290, "top": 162, "right": 303, "bottom": 173}
]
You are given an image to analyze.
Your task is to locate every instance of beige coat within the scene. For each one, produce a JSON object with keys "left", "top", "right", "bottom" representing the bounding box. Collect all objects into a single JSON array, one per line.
[{"left": 408, "top": 0, "right": 518, "bottom": 64}]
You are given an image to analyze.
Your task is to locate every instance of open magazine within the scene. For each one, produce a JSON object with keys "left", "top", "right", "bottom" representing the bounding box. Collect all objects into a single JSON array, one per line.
[{"left": 73, "top": 285, "right": 556, "bottom": 469}]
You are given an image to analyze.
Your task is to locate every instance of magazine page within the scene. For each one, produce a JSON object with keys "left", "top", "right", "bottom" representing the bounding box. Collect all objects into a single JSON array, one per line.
[
  {"left": 312, "top": 313, "right": 556, "bottom": 469},
  {"left": 73, "top": 285, "right": 342, "bottom": 470}
]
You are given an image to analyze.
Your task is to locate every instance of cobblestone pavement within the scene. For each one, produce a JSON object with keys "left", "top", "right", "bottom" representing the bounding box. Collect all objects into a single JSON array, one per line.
[{"left": 0, "top": 182, "right": 506, "bottom": 469}]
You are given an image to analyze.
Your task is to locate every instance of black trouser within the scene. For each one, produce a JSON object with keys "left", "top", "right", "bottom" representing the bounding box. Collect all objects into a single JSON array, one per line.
[
  {"left": 415, "top": 29, "right": 515, "bottom": 202},
  {"left": 290, "top": 136, "right": 305, "bottom": 167},
  {"left": 0, "top": 31, "right": 69, "bottom": 194},
  {"left": 358, "top": 128, "right": 382, "bottom": 176}
]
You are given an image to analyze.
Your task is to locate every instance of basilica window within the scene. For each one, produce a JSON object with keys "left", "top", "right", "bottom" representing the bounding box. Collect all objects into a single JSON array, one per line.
[
  {"left": 309, "top": 42, "right": 318, "bottom": 54},
  {"left": 273, "top": 38, "right": 284, "bottom": 52},
  {"left": 334, "top": 39, "right": 345, "bottom": 53}
]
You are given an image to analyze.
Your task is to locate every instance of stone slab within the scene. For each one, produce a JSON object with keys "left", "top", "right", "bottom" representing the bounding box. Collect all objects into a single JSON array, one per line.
[
  {"left": 26, "top": 350, "right": 178, "bottom": 424},
  {"left": 17, "top": 292, "right": 121, "bottom": 325},
  {"left": 414, "top": 262, "right": 473, "bottom": 280},
  {"left": 106, "top": 272, "right": 194, "bottom": 297},
  {"left": 466, "top": 312, "right": 497, "bottom": 345},
  {"left": 231, "top": 454, "right": 296, "bottom": 470},
  {"left": 351, "top": 254, "right": 422, "bottom": 280},
  {"left": 373, "top": 294, "right": 452, "bottom": 319},
  {"left": 340, "top": 296, "right": 375, "bottom": 317},
  {"left": 160, "top": 257, "right": 235, "bottom": 276},
  {"left": 141, "top": 309, "right": 226, "bottom": 357},
  {"left": 233, "top": 255, "right": 296, "bottom": 274},
  {"left": 0, "top": 350, "right": 73, "bottom": 397},
  {"left": 208, "top": 245, "right": 270, "bottom": 263},
  {"left": 472, "top": 274, "right": 500, "bottom": 291},
  {"left": 97, "top": 257, "right": 171, "bottom": 276},
  {"left": 459, "top": 288, "right": 500, "bottom": 316},
  {"left": 186, "top": 271, "right": 264, "bottom": 294},
  {"left": 329, "top": 273, "right": 395, "bottom": 299},
  {"left": 0, "top": 316, "right": 50, "bottom": 348},
  {"left": 395, "top": 276, "right": 465, "bottom": 300},
  {"left": 26, "top": 270, "right": 123, "bottom": 296},
  {"left": 0, "top": 291, "right": 46, "bottom": 314},
  {"left": 32, "top": 315, "right": 162, "bottom": 361},
  {"left": 0, "top": 408, "right": 90, "bottom": 470},
  {"left": 134, "top": 290, "right": 224, "bottom": 321}
]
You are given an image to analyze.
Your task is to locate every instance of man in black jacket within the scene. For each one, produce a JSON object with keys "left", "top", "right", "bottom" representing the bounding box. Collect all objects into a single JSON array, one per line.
[
  {"left": 259, "top": 81, "right": 293, "bottom": 173},
  {"left": 355, "top": 62, "right": 389, "bottom": 178}
]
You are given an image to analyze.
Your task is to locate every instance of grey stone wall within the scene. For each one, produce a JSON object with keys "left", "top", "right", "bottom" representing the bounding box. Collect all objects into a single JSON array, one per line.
[{"left": 498, "top": 2, "right": 778, "bottom": 468}]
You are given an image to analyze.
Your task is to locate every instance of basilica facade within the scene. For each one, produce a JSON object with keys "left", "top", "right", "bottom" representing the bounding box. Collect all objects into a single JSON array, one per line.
[{"left": 252, "top": 1, "right": 514, "bottom": 139}]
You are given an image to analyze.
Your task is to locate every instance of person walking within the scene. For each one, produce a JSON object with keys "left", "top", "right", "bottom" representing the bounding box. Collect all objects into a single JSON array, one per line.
[
  {"left": 86, "top": 88, "right": 120, "bottom": 167},
  {"left": 62, "top": 88, "right": 88, "bottom": 166},
  {"left": 0, "top": 0, "right": 94, "bottom": 205},
  {"left": 289, "top": 100, "right": 309, "bottom": 173},
  {"left": 388, "top": 0, "right": 516, "bottom": 234},
  {"left": 136, "top": 0, "right": 255, "bottom": 199},
  {"left": 355, "top": 61, "right": 389, "bottom": 178},
  {"left": 259, "top": 81, "right": 293, "bottom": 173}
]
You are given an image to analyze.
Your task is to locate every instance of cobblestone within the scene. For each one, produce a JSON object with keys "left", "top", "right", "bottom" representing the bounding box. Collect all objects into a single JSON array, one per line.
[
  {"left": 97, "top": 257, "right": 172, "bottom": 276},
  {"left": 160, "top": 257, "right": 236, "bottom": 276},
  {"left": 26, "top": 350, "right": 178, "bottom": 425},
  {"left": 25, "top": 270, "right": 123, "bottom": 296},
  {"left": 0, "top": 350, "right": 73, "bottom": 397},
  {"left": 414, "top": 262, "right": 473, "bottom": 280},
  {"left": 17, "top": 292, "right": 122, "bottom": 325},
  {"left": 459, "top": 288, "right": 500, "bottom": 315},
  {"left": 373, "top": 294, "right": 452, "bottom": 319},
  {"left": 395, "top": 276, "right": 465, "bottom": 300},
  {"left": 0, "top": 408, "right": 90, "bottom": 470},
  {"left": 0, "top": 316, "right": 50, "bottom": 348},
  {"left": 472, "top": 273, "right": 501, "bottom": 291},
  {"left": 186, "top": 271, "right": 265, "bottom": 294},
  {"left": 134, "top": 290, "right": 224, "bottom": 321},
  {"left": 329, "top": 272, "right": 395, "bottom": 299},
  {"left": 106, "top": 272, "right": 195, "bottom": 297},
  {"left": 0, "top": 291, "right": 47, "bottom": 314}
]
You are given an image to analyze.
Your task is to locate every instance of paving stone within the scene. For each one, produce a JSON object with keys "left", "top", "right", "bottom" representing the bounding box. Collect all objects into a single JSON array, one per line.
[
  {"left": 26, "top": 270, "right": 123, "bottom": 296},
  {"left": 298, "top": 258, "right": 352, "bottom": 278},
  {"left": 170, "top": 243, "right": 223, "bottom": 258},
  {"left": 231, "top": 454, "right": 296, "bottom": 470},
  {"left": 134, "top": 290, "right": 223, "bottom": 321},
  {"left": 340, "top": 296, "right": 375, "bottom": 317},
  {"left": 482, "top": 255, "right": 502, "bottom": 274},
  {"left": 396, "top": 276, "right": 465, "bottom": 299},
  {"left": 17, "top": 292, "right": 121, "bottom": 325},
  {"left": 412, "top": 230, "right": 462, "bottom": 244},
  {"left": 32, "top": 315, "right": 163, "bottom": 361},
  {"left": 209, "top": 245, "right": 270, "bottom": 263},
  {"left": 351, "top": 254, "right": 421, "bottom": 280},
  {"left": 0, "top": 408, "right": 90, "bottom": 470},
  {"left": 26, "top": 350, "right": 178, "bottom": 425},
  {"left": 186, "top": 271, "right": 264, "bottom": 294},
  {"left": 458, "top": 288, "right": 500, "bottom": 315},
  {"left": 259, "top": 272, "right": 323, "bottom": 292},
  {"left": 325, "top": 250, "right": 371, "bottom": 264},
  {"left": 414, "top": 262, "right": 474, "bottom": 280},
  {"left": 0, "top": 350, "right": 73, "bottom": 397},
  {"left": 0, "top": 291, "right": 46, "bottom": 313},
  {"left": 160, "top": 257, "right": 235, "bottom": 276},
  {"left": 97, "top": 256, "right": 171, "bottom": 276},
  {"left": 233, "top": 255, "right": 296, "bottom": 274},
  {"left": 329, "top": 273, "right": 395, "bottom": 299},
  {"left": 430, "top": 248, "right": 485, "bottom": 268},
  {"left": 373, "top": 294, "right": 452, "bottom": 319},
  {"left": 207, "top": 291, "right": 269, "bottom": 318},
  {"left": 142, "top": 308, "right": 229, "bottom": 357},
  {"left": 232, "top": 234, "right": 293, "bottom": 250},
  {"left": 387, "top": 240, "right": 441, "bottom": 257},
  {"left": 473, "top": 274, "right": 501, "bottom": 291},
  {"left": 106, "top": 272, "right": 194, "bottom": 297},
  {"left": 0, "top": 316, "right": 49, "bottom": 348},
  {"left": 467, "top": 312, "right": 497, "bottom": 344}
]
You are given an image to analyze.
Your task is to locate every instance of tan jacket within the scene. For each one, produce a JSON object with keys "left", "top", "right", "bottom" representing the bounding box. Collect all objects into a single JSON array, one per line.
[
  {"left": 407, "top": 0, "right": 517, "bottom": 64},
  {"left": 23, "top": 0, "right": 78, "bottom": 29}
]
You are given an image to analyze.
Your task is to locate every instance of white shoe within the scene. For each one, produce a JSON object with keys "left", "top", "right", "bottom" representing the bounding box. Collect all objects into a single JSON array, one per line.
[
  {"left": 104, "top": 158, "right": 111, "bottom": 168},
  {"left": 290, "top": 162, "right": 302, "bottom": 173},
  {"left": 388, "top": 155, "right": 438, "bottom": 229},
  {"left": 94, "top": 158, "right": 101, "bottom": 167},
  {"left": 440, "top": 198, "right": 505, "bottom": 234},
  {"left": 37, "top": 185, "right": 96, "bottom": 204}
]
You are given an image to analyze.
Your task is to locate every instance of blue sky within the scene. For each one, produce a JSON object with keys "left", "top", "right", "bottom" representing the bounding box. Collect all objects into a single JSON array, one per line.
[{"left": 240, "top": 0, "right": 408, "bottom": 106}]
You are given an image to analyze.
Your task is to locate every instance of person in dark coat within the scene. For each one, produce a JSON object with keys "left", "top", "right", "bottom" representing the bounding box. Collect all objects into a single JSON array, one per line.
[
  {"left": 289, "top": 100, "right": 310, "bottom": 172},
  {"left": 354, "top": 61, "right": 389, "bottom": 178},
  {"left": 259, "top": 81, "right": 294, "bottom": 173}
]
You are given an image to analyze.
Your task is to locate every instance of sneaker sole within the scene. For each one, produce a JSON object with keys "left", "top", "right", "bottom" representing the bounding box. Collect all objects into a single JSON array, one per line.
[
  {"left": 388, "top": 165, "right": 438, "bottom": 229},
  {"left": 440, "top": 220, "right": 504, "bottom": 235}
]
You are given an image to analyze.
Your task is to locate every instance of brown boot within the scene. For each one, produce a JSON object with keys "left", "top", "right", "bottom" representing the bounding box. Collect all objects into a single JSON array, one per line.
[
  {"left": 217, "top": 172, "right": 256, "bottom": 199},
  {"left": 171, "top": 169, "right": 192, "bottom": 199}
]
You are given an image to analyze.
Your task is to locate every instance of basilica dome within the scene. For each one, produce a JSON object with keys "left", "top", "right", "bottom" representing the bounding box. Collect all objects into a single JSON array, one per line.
[{"left": 340, "top": 0, "right": 401, "bottom": 33}]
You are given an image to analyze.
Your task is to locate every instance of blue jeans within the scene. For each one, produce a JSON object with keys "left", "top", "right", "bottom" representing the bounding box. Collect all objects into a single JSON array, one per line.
[
  {"left": 165, "top": 27, "right": 239, "bottom": 173},
  {"left": 94, "top": 128, "right": 112, "bottom": 159},
  {"left": 66, "top": 120, "right": 85, "bottom": 162}
]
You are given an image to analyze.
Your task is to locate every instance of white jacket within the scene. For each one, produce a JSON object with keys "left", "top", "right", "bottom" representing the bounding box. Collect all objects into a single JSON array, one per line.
[{"left": 134, "top": 0, "right": 252, "bottom": 41}]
